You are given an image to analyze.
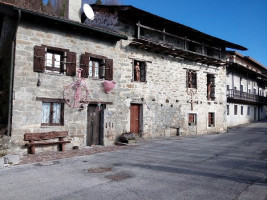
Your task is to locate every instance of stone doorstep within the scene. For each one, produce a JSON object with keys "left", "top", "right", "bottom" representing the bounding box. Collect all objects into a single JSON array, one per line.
[{"left": 0, "top": 154, "right": 20, "bottom": 167}]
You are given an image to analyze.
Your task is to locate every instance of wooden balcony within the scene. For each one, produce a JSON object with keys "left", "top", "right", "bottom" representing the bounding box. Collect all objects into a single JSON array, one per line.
[
  {"left": 227, "top": 89, "right": 267, "bottom": 105},
  {"left": 129, "top": 22, "right": 227, "bottom": 66}
]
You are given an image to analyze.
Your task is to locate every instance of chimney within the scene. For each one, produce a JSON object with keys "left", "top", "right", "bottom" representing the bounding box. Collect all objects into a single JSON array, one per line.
[{"left": 68, "top": 0, "right": 82, "bottom": 22}]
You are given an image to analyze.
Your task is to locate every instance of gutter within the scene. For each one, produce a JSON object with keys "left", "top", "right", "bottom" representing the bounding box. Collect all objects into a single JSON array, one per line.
[{"left": 7, "top": 9, "right": 21, "bottom": 137}]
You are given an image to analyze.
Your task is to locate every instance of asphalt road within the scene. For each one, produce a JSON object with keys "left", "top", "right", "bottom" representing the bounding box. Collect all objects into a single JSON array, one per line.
[{"left": 1, "top": 121, "right": 267, "bottom": 200}]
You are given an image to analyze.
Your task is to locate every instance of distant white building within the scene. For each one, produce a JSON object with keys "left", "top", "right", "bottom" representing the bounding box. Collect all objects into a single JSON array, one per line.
[{"left": 226, "top": 51, "right": 267, "bottom": 127}]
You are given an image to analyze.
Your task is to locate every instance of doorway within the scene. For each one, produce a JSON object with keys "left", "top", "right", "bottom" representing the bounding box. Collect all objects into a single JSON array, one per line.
[
  {"left": 87, "top": 104, "right": 104, "bottom": 146},
  {"left": 130, "top": 104, "right": 142, "bottom": 134}
]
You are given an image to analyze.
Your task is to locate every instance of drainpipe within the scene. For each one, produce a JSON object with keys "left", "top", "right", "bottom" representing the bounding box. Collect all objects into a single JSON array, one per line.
[{"left": 7, "top": 9, "right": 21, "bottom": 137}]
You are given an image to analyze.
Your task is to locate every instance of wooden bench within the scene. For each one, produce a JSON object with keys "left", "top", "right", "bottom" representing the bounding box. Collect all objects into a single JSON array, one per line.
[{"left": 24, "top": 131, "right": 71, "bottom": 154}]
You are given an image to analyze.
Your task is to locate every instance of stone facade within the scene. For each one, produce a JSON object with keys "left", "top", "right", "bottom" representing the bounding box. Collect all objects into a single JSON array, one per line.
[
  {"left": 8, "top": 18, "right": 229, "bottom": 154},
  {"left": 2, "top": 3, "right": 258, "bottom": 155}
]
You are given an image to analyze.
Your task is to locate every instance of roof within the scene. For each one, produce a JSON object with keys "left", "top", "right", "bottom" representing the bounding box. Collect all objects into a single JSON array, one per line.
[
  {"left": 0, "top": 2, "right": 127, "bottom": 41},
  {"left": 91, "top": 4, "right": 247, "bottom": 51},
  {"left": 227, "top": 51, "right": 267, "bottom": 70}
]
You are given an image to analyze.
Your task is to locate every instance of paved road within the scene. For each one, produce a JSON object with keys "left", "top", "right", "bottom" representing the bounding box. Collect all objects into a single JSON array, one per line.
[{"left": 1, "top": 121, "right": 267, "bottom": 200}]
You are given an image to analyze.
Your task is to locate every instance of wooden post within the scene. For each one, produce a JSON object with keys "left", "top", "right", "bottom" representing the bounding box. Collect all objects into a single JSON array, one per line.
[
  {"left": 30, "top": 140, "right": 35, "bottom": 154},
  {"left": 137, "top": 20, "right": 141, "bottom": 39},
  {"left": 59, "top": 137, "right": 65, "bottom": 151}
]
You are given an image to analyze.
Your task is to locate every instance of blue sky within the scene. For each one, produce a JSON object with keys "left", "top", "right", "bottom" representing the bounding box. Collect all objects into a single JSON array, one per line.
[{"left": 121, "top": 0, "right": 267, "bottom": 67}]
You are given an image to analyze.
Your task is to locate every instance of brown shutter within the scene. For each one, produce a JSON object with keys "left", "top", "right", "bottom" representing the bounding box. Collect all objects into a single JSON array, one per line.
[
  {"left": 66, "top": 52, "right": 76, "bottom": 76},
  {"left": 33, "top": 45, "right": 45, "bottom": 72},
  {"left": 195, "top": 73, "right": 197, "bottom": 89},
  {"left": 80, "top": 54, "right": 89, "bottom": 78},
  {"left": 105, "top": 58, "right": 113, "bottom": 80},
  {"left": 140, "top": 62, "right": 146, "bottom": 82}
]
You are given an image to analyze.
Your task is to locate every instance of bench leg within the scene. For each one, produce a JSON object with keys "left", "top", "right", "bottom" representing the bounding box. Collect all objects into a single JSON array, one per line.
[
  {"left": 29, "top": 140, "right": 36, "bottom": 154},
  {"left": 30, "top": 145, "right": 35, "bottom": 154},
  {"left": 59, "top": 138, "right": 65, "bottom": 151}
]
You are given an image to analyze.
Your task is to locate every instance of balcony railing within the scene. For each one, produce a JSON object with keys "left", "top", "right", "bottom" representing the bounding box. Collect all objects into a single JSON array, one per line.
[{"left": 227, "top": 89, "right": 267, "bottom": 104}]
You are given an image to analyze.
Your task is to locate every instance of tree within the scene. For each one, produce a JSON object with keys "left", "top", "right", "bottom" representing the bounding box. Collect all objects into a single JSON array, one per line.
[
  {"left": 104, "top": 0, "right": 121, "bottom": 5},
  {"left": 95, "top": 0, "right": 102, "bottom": 5}
]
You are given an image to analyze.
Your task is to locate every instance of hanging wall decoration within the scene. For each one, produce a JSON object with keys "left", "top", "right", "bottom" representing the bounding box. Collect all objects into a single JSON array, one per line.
[
  {"left": 64, "top": 68, "right": 90, "bottom": 109},
  {"left": 103, "top": 80, "right": 116, "bottom": 94}
]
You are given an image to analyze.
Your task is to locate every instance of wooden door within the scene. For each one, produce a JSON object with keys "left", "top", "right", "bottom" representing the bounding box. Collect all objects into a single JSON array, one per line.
[
  {"left": 87, "top": 105, "right": 101, "bottom": 146},
  {"left": 130, "top": 104, "right": 140, "bottom": 134},
  {"left": 254, "top": 107, "right": 257, "bottom": 121}
]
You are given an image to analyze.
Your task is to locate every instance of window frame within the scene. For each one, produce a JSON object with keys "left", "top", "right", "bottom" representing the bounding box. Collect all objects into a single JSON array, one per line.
[
  {"left": 207, "top": 74, "right": 215, "bottom": 100},
  {"left": 208, "top": 112, "right": 215, "bottom": 127},
  {"left": 187, "top": 70, "right": 197, "bottom": 88},
  {"left": 45, "top": 49, "right": 65, "bottom": 74},
  {"left": 241, "top": 106, "right": 243, "bottom": 115},
  {"left": 132, "top": 59, "right": 147, "bottom": 82},
  {"left": 247, "top": 106, "right": 250, "bottom": 115},
  {"left": 188, "top": 113, "right": 197, "bottom": 126},
  {"left": 234, "top": 105, "right": 238, "bottom": 115},
  {"left": 37, "top": 98, "right": 65, "bottom": 126}
]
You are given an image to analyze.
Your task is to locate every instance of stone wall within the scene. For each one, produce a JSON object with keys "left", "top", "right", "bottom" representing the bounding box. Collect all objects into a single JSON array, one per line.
[{"left": 11, "top": 21, "right": 227, "bottom": 154}]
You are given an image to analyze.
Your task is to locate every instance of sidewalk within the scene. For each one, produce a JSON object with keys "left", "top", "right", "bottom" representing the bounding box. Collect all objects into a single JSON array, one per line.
[{"left": 18, "top": 145, "right": 136, "bottom": 165}]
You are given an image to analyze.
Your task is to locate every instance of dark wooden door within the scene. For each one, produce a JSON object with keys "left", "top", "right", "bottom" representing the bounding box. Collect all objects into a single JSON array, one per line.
[
  {"left": 130, "top": 104, "right": 140, "bottom": 134},
  {"left": 87, "top": 105, "right": 101, "bottom": 146},
  {"left": 254, "top": 107, "right": 257, "bottom": 121}
]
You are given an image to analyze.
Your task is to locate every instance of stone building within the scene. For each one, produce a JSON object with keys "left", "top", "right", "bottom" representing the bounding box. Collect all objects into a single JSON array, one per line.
[
  {"left": 0, "top": 2, "right": 248, "bottom": 154},
  {"left": 226, "top": 51, "right": 267, "bottom": 127}
]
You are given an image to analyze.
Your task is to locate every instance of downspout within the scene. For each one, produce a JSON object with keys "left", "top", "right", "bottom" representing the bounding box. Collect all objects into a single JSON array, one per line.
[{"left": 7, "top": 9, "right": 21, "bottom": 137}]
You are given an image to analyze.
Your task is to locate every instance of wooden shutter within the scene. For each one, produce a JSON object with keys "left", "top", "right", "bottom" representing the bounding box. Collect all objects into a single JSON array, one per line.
[
  {"left": 195, "top": 73, "right": 197, "bottom": 88},
  {"left": 80, "top": 54, "right": 89, "bottom": 78},
  {"left": 105, "top": 58, "right": 113, "bottom": 80},
  {"left": 140, "top": 62, "right": 146, "bottom": 82},
  {"left": 66, "top": 52, "right": 76, "bottom": 76},
  {"left": 33, "top": 45, "right": 45, "bottom": 72},
  {"left": 189, "top": 114, "right": 194, "bottom": 123},
  {"left": 186, "top": 70, "right": 188, "bottom": 88}
]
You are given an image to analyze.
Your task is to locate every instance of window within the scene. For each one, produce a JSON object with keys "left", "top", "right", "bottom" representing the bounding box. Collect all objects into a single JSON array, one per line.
[
  {"left": 241, "top": 106, "right": 243, "bottom": 115},
  {"left": 227, "top": 105, "right": 229, "bottom": 115},
  {"left": 34, "top": 45, "right": 76, "bottom": 76},
  {"left": 253, "top": 89, "right": 256, "bottom": 95},
  {"left": 45, "top": 50, "right": 64, "bottom": 74},
  {"left": 208, "top": 112, "right": 215, "bottom": 127},
  {"left": 207, "top": 74, "right": 215, "bottom": 100},
  {"left": 240, "top": 85, "right": 243, "bottom": 92},
  {"left": 248, "top": 89, "right": 251, "bottom": 94},
  {"left": 89, "top": 58, "right": 104, "bottom": 79},
  {"left": 247, "top": 106, "right": 250, "bottom": 115},
  {"left": 80, "top": 53, "right": 113, "bottom": 80},
  {"left": 133, "top": 60, "right": 146, "bottom": 82},
  {"left": 234, "top": 105, "right": 238, "bottom": 115},
  {"left": 227, "top": 85, "right": 229, "bottom": 91},
  {"left": 188, "top": 113, "right": 197, "bottom": 126},
  {"left": 41, "top": 101, "right": 64, "bottom": 126},
  {"left": 187, "top": 70, "right": 197, "bottom": 88}
]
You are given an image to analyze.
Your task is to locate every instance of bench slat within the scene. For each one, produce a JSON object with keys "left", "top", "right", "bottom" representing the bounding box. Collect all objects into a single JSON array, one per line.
[
  {"left": 24, "top": 131, "right": 68, "bottom": 141},
  {"left": 25, "top": 141, "right": 70, "bottom": 147}
]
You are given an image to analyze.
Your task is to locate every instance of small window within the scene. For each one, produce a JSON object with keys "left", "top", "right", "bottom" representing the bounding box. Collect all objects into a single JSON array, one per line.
[
  {"left": 248, "top": 89, "right": 251, "bottom": 94},
  {"left": 45, "top": 50, "right": 64, "bottom": 74},
  {"left": 80, "top": 53, "right": 113, "bottom": 80},
  {"left": 234, "top": 105, "right": 238, "bottom": 115},
  {"left": 133, "top": 60, "right": 146, "bottom": 82},
  {"left": 253, "top": 89, "right": 256, "bottom": 95},
  {"left": 41, "top": 102, "right": 64, "bottom": 126},
  {"left": 208, "top": 112, "right": 215, "bottom": 127},
  {"left": 89, "top": 58, "right": 104, "bottom": 79},
  {"left": 247, "top": 107, "right": 250, "bottom": 115},
  {"left": 227, "top": 85, "right": 229, "bottom": 91},
  {"left": 34, "top": 45, "right": 76, "bottom": 76},
  {"left": 227, "top": 105, "right": 229, "bottom": 115},
  {"left": 241, "top": 106, "right": 243, "bottom": 115},
  {"left": 240, "top": 85, "right": 243, "bottom": 92},
  {"left": 188, "top": 113, "right": 197, "bottom": 126},
  {"left": 187, "top": 70, "right": 197, "bottom": 88},
  {"left": 207, "top": 74, "right": 215, "bottom": 100}
]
